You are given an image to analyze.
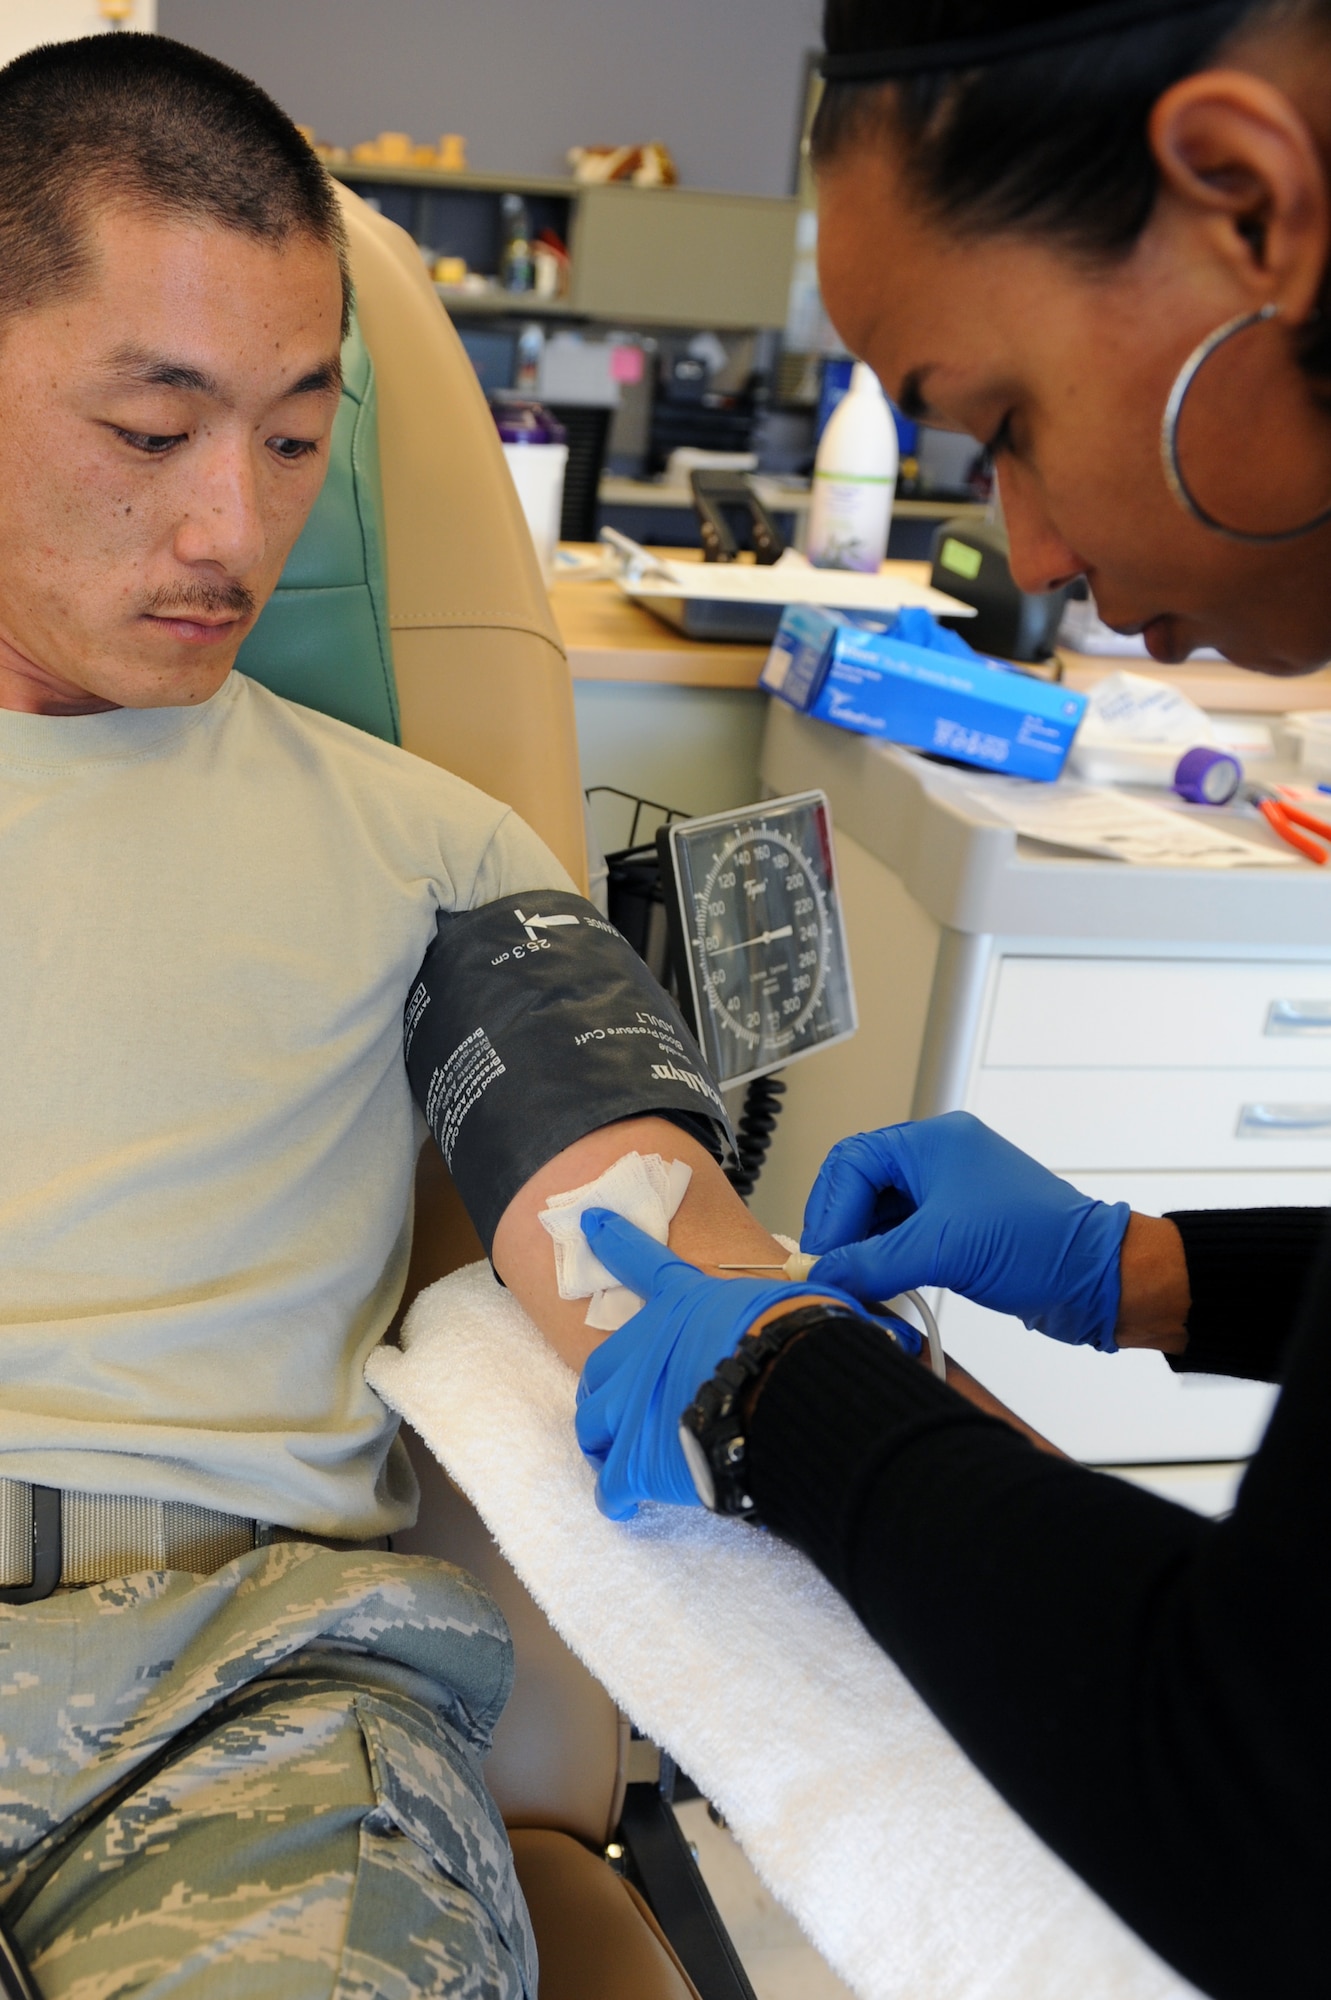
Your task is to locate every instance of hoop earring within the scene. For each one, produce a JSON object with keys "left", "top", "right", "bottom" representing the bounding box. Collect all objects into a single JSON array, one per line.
[{"left": 1161, "top": 302, "right": 1331, "bottom": 544}]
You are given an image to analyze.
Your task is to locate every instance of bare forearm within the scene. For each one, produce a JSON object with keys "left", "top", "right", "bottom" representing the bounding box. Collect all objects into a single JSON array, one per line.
[
  {"left": 491, "top": 1115, "right": 785, "bottom": 1370},
  {"left": 494, "top": 1126, "right": 1190, "bottom": 1405},
  {"left": 1114, "top": 1213, "right": 1190, "bottom": 1354}
]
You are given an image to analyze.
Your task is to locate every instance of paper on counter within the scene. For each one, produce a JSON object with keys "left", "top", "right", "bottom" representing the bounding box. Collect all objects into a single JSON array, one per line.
[
  {"left": 965, "top": 777, "right": 1298, "bottom": 868},
  {"left": 1068, "top": 669, "right": 1219, "bottom": 788},
  {"left": 619, "top": 547, "right": 973, "bottom": 620},
  {"left": 1073, "top": 668, "right": 1219, "bottom": 747}
]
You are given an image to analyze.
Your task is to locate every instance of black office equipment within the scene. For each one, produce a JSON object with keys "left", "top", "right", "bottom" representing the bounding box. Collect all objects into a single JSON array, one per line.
[
  {"left": 930, "top": 516, "right": 1072, "bottom": 662},
  {"left": 546, "top": 401, "right": 613, "bottom": 543},
  {"left": 689, "top": 470, "right": 785, "bottom": 565},
  {"left": 648, "top": 354, "right": 762, "bottom": 474}
]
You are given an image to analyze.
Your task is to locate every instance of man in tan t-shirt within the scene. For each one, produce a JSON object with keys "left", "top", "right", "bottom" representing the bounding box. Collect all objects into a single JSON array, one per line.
[{"left": 0, "top": 32, "right": 788, "bottom": 2000}]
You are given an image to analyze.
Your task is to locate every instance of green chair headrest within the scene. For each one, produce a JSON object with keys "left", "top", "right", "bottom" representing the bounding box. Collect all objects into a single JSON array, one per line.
[{"left": 235, "top": 315, "right": 400, "bottom": 744}]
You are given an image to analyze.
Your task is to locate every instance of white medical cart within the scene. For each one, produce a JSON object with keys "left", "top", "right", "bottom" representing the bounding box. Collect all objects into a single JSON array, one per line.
[{"left": 756, "top": 700, "right": 1331, "bottom": 1487}]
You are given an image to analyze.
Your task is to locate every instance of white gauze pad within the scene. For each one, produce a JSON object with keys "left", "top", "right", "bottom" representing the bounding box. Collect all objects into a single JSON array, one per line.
[{"left": 539, "top": 1151, "right": 693, "bottom": 1330}]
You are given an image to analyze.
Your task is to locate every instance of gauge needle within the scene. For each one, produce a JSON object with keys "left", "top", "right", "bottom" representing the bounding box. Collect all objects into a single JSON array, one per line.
[
  {"left": 709, "top": 925, "right": 794, "bottom": 954},
  {"left": 717, "top": 1253, "right": 819, "bottom": 1280}
]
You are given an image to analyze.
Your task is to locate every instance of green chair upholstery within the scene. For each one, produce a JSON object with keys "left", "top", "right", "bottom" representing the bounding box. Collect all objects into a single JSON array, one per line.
[{"left": 234, "top": 316, "right": 399, "bottom": 745}]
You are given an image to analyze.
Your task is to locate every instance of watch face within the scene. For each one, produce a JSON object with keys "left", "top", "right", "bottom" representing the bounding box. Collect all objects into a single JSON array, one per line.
[
  {"left": 678, "top": 1422, "right": 717, "bottom": 1511},
  {"left": 665, "top": 791, "right": 857, "bottom": 1090}
]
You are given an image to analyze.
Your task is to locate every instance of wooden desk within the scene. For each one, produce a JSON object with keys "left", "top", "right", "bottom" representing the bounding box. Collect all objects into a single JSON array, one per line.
[
  {"left": 551, "top": 548, "right": 1331, "bottom": 708},
  {"left": 551, "top": 552, "right": 945, "bottom": 688},
  {"left": 559, "top": 551, "right": 773, "bottom": 827},
  {"left": 550, "top": 573, "right": 767, "bottom": 687},
  {"left": 551, "top": 543, "right": 780, "bottom": 686}
]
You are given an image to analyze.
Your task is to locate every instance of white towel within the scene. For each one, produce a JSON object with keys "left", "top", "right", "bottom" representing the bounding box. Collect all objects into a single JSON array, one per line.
[{"left": 368, "top": 1263, "right": 1204, "bottom": 2000}]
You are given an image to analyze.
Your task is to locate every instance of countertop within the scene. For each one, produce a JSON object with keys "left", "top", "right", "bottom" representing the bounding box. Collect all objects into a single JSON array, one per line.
[
  {"left": 761, "top": 698, "right": 1331, "bottom": 944},
  {"left": 551, "top": 550, "right": 1331, "bottom": 706}
]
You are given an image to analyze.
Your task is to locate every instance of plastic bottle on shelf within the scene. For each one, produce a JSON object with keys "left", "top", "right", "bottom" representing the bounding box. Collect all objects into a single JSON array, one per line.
[
  {"left": 499, "top": 194, "right": 534, "bottom": 294},
  {"left": 806, "top": 360, "right": 898, "bottom": 571}
]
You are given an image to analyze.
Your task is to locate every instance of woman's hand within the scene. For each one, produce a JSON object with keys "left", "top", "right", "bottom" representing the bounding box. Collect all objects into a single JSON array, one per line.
[
  {"left": 801, "top": 1112, "right": 1131, "bottom": 1352},
  {"left": 574, "top": 1210, "right": 911, "bottom": 1519}
]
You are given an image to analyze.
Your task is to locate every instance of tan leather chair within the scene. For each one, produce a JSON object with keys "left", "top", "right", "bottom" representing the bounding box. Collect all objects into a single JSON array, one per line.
[
  {"left": 335, "top": 185, "right": 704, "bottom": 2000},
  {"left": 341, "top": 186, "right": 585, "bottom": 886}
]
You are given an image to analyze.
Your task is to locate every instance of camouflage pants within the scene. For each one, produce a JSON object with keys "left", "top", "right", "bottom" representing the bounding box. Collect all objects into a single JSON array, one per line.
[{"left": 0, "top": 1543, "right": 536, "bottom": 1999}]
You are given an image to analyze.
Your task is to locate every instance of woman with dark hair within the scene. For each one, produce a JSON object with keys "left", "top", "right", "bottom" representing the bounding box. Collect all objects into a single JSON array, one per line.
[{"left": 571, "top": 9, "right": 1331, "bottom": 1998}]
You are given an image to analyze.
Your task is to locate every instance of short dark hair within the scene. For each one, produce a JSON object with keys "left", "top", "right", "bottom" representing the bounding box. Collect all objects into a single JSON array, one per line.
[{"left": 0, "top": 32, "right": 350, "bottom": 335}]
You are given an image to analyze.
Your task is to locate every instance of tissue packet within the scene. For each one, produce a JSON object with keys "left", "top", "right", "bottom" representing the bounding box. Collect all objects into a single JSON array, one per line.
[
  {"left": 761, "top": 603, "right": 1087, "bottom": 782},
  {"left": 539, "top": 1150, "right": 693, "bottom": 1331}
]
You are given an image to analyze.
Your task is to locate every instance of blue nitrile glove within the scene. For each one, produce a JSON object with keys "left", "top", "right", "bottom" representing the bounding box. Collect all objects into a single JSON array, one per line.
[
  {"left": 801, "top": 1112, "right": 1130, "bottom": 1351},
  {"left": 574, "top": 1209, "right": 918, "bottom": 1521},
  {"left": 890, "top": 605, "right": 985, "bottom": 661}
]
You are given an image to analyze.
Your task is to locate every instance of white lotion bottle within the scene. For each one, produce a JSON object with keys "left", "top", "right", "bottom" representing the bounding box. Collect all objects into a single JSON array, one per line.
[{"left": 806, "top": 361, "right": 898, "bottom": 571}]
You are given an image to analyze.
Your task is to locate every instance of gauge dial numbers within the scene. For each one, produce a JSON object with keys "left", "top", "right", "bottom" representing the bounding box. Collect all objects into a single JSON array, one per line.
[
  {"left": 665, "top": 792, "right": 857, "bottom": 1089},
  {"left": 695, "top": 829, "right": 828, "bottom": 1054}
]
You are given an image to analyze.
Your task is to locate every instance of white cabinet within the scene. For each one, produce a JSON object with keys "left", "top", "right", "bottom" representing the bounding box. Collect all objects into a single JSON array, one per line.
[
  {"left": 927, "top": 972, "right": 1326, "bottom": 1461},
  {"left": 929, "top": 1168, "right": 1327, "bottom": 1465},
  {"left": 970, "top": 1064, "right": 1331, "bottom": 1169},
  {"left": 946, "top": 959, "right": 1330, "bottom": 1459},
  {"left": 757, "top": 708, "right": 1331, "bottom": 1468},
  {"left": 982, "top": 957, "right": 1331, "bottom": 1069}
]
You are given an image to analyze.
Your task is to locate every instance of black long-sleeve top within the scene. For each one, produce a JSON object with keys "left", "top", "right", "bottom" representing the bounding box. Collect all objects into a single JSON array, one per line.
[{"left": 746, "top": 1209, "right": 1331, "bottom": 2000}]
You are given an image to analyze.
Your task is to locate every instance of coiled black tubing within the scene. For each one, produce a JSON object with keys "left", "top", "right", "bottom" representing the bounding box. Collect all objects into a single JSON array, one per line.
[{"left": 726, "top": 1073, "right": 786, "bottom": 1199}]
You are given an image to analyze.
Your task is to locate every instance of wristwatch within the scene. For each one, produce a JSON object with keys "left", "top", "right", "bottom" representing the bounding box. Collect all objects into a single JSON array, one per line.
[{"left": 678, "top": 1303, "right": 878, "bottom": 1522}]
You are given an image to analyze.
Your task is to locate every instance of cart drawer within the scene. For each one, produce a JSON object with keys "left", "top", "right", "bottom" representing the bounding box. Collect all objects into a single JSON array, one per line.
[
  {"left": 983, "top": 957, "right": 1331, "bottom": 1070},
  {"left": 969, "top": 1065, "right": 1331, "bottom": 1168}
]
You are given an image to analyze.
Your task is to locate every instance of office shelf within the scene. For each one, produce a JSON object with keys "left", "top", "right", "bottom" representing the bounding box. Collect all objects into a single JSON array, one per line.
[
  {"left": 331, "top": 166, "right": 797, "bottom": 331},
  {"left": 434, "top": 288, "right": 588, "bottom": 321},
  {"left": 330, "top": 162, "right": 578, "bottom": 197}
]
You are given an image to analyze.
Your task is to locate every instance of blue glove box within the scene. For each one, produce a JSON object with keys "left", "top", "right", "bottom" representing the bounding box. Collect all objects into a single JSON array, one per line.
[{"left": 760, "top": 603, "right": 1087, "bottom": 782}]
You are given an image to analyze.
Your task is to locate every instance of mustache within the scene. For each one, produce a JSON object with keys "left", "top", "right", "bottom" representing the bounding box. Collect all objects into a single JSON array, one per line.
[{"left": 140, "top": 580, "right": 257, "bottom": 621}]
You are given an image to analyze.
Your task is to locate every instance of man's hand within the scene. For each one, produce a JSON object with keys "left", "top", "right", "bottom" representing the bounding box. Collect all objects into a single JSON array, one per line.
[{"left": 801, "top": 1112, "right": 1131, "bottom": 1353}]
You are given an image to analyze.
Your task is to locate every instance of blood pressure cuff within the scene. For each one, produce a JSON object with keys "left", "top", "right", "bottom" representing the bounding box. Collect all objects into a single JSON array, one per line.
[{"left": 403, "top": 890, "right": 735, "bottom": 1253}]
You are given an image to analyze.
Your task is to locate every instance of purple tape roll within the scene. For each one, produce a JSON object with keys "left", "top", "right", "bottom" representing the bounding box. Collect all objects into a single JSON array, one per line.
[{"left": 1174, "top": 746, "right": 1242, "bottom": 806}]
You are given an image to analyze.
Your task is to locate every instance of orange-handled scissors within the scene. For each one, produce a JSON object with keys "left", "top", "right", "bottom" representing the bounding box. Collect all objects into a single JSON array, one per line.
[{"left": 1247, "top": 787, "right": 1331, "bottom": 865}]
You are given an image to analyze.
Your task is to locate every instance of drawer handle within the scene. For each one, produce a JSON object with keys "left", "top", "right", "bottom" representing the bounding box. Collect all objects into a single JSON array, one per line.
[
  {"left": 1238, "top": 1102, "right": 1331, "bottom": 1136},
  {"left": 1265, "top": 999, "right": 1331, "bottom": 1035}
]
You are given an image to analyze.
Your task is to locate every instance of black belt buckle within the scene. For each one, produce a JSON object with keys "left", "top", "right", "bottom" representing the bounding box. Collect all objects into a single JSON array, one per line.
[{"left": 0, "top": 1487, "right": 62, "bottom": 1604}]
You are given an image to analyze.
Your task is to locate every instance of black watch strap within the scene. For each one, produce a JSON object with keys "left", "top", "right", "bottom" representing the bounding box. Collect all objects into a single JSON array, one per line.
[{"left": 679, "top": 1304, "right": 878, "bottom": 1522}]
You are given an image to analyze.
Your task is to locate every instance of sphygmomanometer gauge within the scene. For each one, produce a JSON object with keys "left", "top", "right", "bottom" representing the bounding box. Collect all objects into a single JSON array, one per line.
[{"left": 660, "top": 790, "right": 857, "bottom": 1091}]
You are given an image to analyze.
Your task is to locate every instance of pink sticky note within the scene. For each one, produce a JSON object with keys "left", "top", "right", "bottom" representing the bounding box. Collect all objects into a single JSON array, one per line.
[{"left": 610, "top": 345, "right": 645, "bottom": 385}]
